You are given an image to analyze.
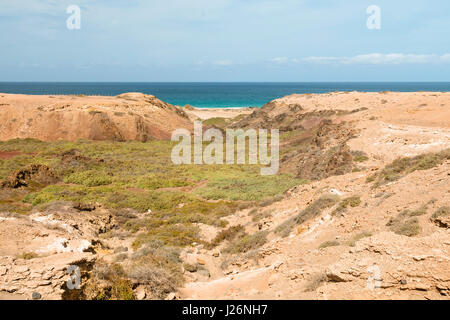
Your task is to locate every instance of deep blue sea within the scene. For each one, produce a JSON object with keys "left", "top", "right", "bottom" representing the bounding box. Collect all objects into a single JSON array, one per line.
[{"left": 1, "top": 82, "right": 449, "bottom": 108}]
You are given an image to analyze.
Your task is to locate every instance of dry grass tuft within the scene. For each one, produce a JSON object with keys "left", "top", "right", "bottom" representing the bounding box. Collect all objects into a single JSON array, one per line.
[
  {"left": 318, "top": 240, "right": 340, "bottom": 249},
  {"left": 224, "top": 231, "right": 268, "bottom": 254}
]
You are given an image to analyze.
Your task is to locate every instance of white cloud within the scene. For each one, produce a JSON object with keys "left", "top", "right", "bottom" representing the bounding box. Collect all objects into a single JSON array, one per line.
[
  {"left": 441, "top": 54, "right": 450, "bottom": 62},
  {"left": 271, "top": 57, "right": 289, "bottom": 64},
  {"left": 302, "top": 56, "right": 340, "bottom": 64},
  {"left": 302, "top": 53, "right": 450, "bottom": 65}
]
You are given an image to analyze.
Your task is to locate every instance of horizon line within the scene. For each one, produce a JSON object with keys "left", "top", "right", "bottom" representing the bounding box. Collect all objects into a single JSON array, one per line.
[{"left": 1, "top": 81, "right": 450, "bottom": 84}]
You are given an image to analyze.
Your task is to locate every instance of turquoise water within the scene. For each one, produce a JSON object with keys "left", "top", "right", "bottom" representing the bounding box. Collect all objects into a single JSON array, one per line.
[{"left": 1, "top": 82, "right": 449, "bottom": 108}]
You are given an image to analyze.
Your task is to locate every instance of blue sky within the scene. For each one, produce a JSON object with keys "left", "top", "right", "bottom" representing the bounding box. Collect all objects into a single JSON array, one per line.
[{"left": 1, "top": 0, "right": 450, "bottom": 81}]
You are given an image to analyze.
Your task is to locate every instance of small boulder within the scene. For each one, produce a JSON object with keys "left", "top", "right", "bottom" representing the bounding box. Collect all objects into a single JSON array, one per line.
[{"left": 32, "top": 292, "right": 41, "bottom": 300}]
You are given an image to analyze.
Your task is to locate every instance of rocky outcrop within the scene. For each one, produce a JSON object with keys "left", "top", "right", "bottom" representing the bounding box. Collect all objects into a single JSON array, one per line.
[
  {"left": 1, "top": 164, "right": 59, "bottom": 189},
  {"left": 279, "top": 120, "right": 358, "bottom": 180},
  {"left": 0, "top": 253, "right": 96, "bottom": 300},
  {"left": 0, "top": 202, "right": 117, "bottom": 299}
]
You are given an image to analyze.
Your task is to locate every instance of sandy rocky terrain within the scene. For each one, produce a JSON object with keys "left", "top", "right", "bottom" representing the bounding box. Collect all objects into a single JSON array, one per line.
[
  {"left": 0, "top": 92, "right": 192, "bottom": 141},
  {"left": 0, "top": 91, "right": 449, "bottom": 300}
]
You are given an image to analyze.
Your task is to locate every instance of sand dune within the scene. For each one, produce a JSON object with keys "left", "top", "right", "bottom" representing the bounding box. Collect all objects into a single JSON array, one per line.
[{"left": 0, "top": 92, "right": 192, "bottom": 142}]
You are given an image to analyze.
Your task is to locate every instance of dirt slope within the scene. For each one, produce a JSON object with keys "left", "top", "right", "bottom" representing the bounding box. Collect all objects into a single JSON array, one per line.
[
  {"left": 0, "top": 91, "right": 449, "bottom": 300},
  {"left": 232, "top": 91, "right": 450, "bottom": 130},
  {"left": 179, "top": 92, "right": 450, "bottom": 300},
  {"left": 0, "top": 92, "right": 192, "bottom": 141}
]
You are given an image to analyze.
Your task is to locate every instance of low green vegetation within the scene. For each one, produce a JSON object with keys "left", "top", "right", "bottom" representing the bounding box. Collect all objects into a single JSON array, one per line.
[
  {"left": 398, "top": 200, "right": 436, "bottom": 218},
  {"left": 224, "top": 230, "right": 269, "bottom": 254},
  {"left": 332, "top": 195, "right": 361, "bottom": 215},
  {"left": 132, "top": 224, "right": 200, "bottom": 249},
  {"left": 183, "top": 263, "right": 198, "bottom": 273},
  {"left": 193, "top": 168, "right": 305, "bottom": 201},
  {"left": 318, "top": 240, "right": 340, "bottom": 249},
  {"left": 127, "top": 242, "right": 183, "bottom": 299},
  {"left": 0, "top": 139, "right": 302, "bottom": 207},
  {"left": 258, "top": 195, "right": 284, "bottom": 207},
  {"left": 90, "top": 263, "right": 135, "bottom": 300},
  {"left": 206, "top": 225, "right": 245, "bottom": 249},
  {"left": 0, "top": 138, "right": 306, "bottom": 268},
  {"left": 367, "top": 149, "right": 450, "bottom": 187},
  {"left": 304, "top": 273, "right": 327, "bottom": 292},
  {"left": 250, "top": 208, "right": 274, "bottom": 222},
  {"left": 275, "top": 194, "right": 340, "bottom": 237},
  {"left": 402, "top": 205, "right": 428, "bottom": 217},
  {"left": 0, "top": 138, "right": 301, "bottom": 215},
  {"left": 89, "top": 241, "right": 184, "bottom": 301},
  {"left": 387, "top": 213, "right": 421, "bottom": 237},
  {"left": 351, "top": 150, "right": 369, "bottom": 163},
  {"left": 19, "top": 252, "right": 39, "bottom": 260},
  {"left": 432, "top": 206, "right": 450, "bottom": 219},
  {"left": 0, "top": 137, "right": 309, "bottom": 297},
  {"left": 346, "top": 231, "right": 372, "bottom": 247},
  {"left": 203, "top": 117, "right": 229, "bottom": 129}
]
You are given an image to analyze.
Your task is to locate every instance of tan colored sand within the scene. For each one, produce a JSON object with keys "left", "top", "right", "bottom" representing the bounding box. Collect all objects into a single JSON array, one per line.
[
  {"left": 184, "top": 107, "right": 253, "bottom": 121},
  {"left": 0, "top": 92, "right": 192, "bottom": 141},
  {"left": 275, "top": 91, "right": 450, "bottom": 129}
]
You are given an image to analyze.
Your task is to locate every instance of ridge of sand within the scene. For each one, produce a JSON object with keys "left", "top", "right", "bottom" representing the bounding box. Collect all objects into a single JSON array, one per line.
[{"left": 0, "top": 92, "right": 192, "bottom": 141}]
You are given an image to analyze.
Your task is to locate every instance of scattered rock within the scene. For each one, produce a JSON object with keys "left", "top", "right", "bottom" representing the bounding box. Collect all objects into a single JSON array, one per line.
[
  {"left": 326, "top": 268, "right": 352, "bottom": 283},
  {"left": 32, "top": 292, "right": 41, "bottom": 300},
  {"left": 135, "top": 286, "right": 146, "bottom": 300},
  {"left": 330, "top": 189, "right": 343, "bottom": 196},
  {"left": 165, "top": 292, "right": 177, "bottom": 300},
  {"left": 73, "top": 202, "right": 96, "bottom": 212},
  {"left": 2, "top": 164, "right": 58, "bottom": 189}
]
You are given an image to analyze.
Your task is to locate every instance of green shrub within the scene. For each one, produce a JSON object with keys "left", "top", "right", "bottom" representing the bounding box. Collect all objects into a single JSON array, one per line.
[
  {"left": 132, "top": 224, "right": 200, "bottom": 249},
  {"left": 346, "top": 231, "right": 372, "bottom": 247},
  {"left": 64, "top": 171, "right": 112, "bottom": 187},
  {"left": 127, "top": 243, "right": 183, "bottom": 299},
  {"left": 224, "top": 231, "right": 268, "bottom": 254},
  {"left": 318, "top": 240, "right": 340, "bottom": 249},
  {"left": 259, "top": 195, "right": 284, "bottom": 207},
  {"left": 135, "top": 175, "right": 192, "bottom": 190},
  {"left": 432, "top": 206, "right": 450, "bottom": 219},
  {"left": 342, "top": 196, "right": 361, "bottom": 208},
  {"left": 275, "top": 194, "right": 340, "bottom": 237},
  {"left": 110, "top": 278, "right": 135, "bottom": 300},
  {"left": 183, "top": 263, "right": 198, "bottom": 273},
  {"left": 274, "top": 217, "right": 296, "bottom": 238},
  {"left": 19, "top": 252, "right": 39, "bottom": 260},
  {"left": 251, "top": 208, "right": 274, "bottom": 222},
  {"left": 333, "top": 196, "right": 361, "bottom": 215},
  {"left": 387, "top": 215, "right": 421, "bottom": 237},
  {"left": 194, "top": 170, "right": 305, "bottom": 201},
  {"left": 295, "top": 194, "right": 340, "bottom": 224},
  {"left": 161, "top": 200, "right": 237, "bottom": 227},
  {"left": 206, "top": 225, "right": 245, "bottom": 248},
  {"left": 370, "top": 149, "right": 450, "bottom": 187},
  {"left": 351, "top": 150, "right": 369, "bottom": 162},
  {"left": 405, "top": 205, "right": 428, "bottom": 217},
  {"left": 304, "top": 273, "right": 327, "bottom": 292},
  {"left": 203, "top": 117, "right": 229, "bottom": 129}
]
